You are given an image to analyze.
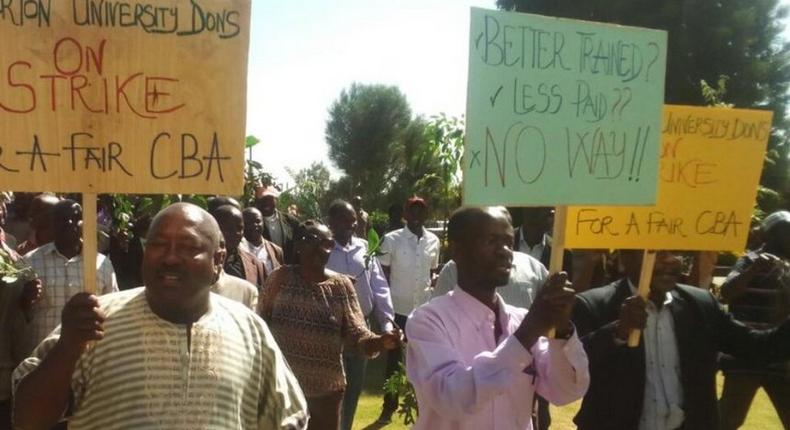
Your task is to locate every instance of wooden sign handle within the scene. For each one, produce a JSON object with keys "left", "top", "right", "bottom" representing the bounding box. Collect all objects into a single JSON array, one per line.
[
  {"left": 547, "top": 206, "right": 568, "bottom": 339},
  {"left": 82, "top": 193, "right": 97, "bottom": 295},
  {"left": 627, "top": 250, "right": 657, "bottom": 347}
]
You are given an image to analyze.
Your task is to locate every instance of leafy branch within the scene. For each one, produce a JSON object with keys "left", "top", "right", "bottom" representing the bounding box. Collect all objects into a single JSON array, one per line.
[
  {"left": 0, "top": 248, "right": 36, "bottom": 284},
  {"left": 364, "top": 228, "right": 387, "bottom": 270},
  {"left": 243, "top": 135, "right": 275, "bottom": 205},
  {"left": 383, "top": 363, "right": 418, "bottom": 425},
  {"left": 700, "top": 75, "right": 734, "bottom": 109}
]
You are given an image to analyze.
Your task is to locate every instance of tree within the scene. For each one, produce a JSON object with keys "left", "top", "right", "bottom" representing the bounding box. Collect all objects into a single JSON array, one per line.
[
  {"left": 496, "top": 0, "right": 790, "bottom": 208},
  {"left": 384, "top": 115, "right": 465, "bottom": 225},
  {"left": 279, "top": 162, "right": 332, "bottom": 220},
  {"left": 496, "top": 1, "right": 790, "bottom": 114},
  {"left": 325, "top": 83, "right": 413, "bottom": 207},
  {"left": 419, "top": 114, "right": 465, "bottom": 231},
  {"left": 386, "top": 117, "right": 440, "bottom": 206}
]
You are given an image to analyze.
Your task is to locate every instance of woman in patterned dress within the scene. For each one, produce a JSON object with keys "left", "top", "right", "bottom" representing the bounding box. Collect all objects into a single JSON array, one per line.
[{"left": 259, "top": 220, "right": 401, "bottom": 430}]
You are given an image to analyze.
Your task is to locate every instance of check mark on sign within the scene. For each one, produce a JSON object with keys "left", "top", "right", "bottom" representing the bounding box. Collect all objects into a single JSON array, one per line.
[{"left": 490, "top": 85, "right": 504, "bottom": 107}]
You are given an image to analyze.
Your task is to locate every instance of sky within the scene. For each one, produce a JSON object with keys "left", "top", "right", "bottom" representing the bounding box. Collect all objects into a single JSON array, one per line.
[
  {"left": 246, "top": 0, "right": 790, "bottom": 184},
  {"left": 246, "top": 0, "right": 493, "bottom": 183}
]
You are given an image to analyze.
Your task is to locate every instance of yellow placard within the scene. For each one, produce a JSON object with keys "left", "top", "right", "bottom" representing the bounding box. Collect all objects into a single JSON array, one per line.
[
  {"left": 566, "top": 105, "right": 772, "bottom": 252},
  {"left": 0, "top": 0, "right": 249, "bottom": 194}
]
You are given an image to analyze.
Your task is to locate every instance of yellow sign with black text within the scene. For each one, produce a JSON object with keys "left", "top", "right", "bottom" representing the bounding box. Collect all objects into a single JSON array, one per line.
[
  {"left": 566, "top": 105, "right": 771, "bottom": 252},
  {"left": 0, "top": 0, "right": 250, "bottom": 194}
]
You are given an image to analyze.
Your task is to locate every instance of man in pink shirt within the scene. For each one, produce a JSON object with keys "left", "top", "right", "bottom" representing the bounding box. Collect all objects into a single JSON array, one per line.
[{"left": 406, "top": 206, "right": 590, "bottom": 429}]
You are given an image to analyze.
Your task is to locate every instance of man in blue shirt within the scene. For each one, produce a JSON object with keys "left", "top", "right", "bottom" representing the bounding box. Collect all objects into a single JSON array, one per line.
[{"left": 326, "top": 199, "right": 395, "bottom": 430}]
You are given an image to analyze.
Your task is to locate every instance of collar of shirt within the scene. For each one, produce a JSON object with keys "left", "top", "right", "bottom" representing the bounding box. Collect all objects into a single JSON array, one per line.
[
  {"left": 403, "top": 226, "right": 429, "bottom": 243},
  {"left": 627, "top": 279, "right": 674, "bottom": 309},
  {"left": 242, "top": 237, "right": 263, "bottom": 251},
  {"left": 265, "top": 213, "right": 279, "bottom": 223},
  {"left": 451, "top": 285, "right": 511, "bottom": 336},
  {"left": 519, "top": 230, "right": 549, "bottom": 248},
  {"left": 333, "top": 237, "right": 365, "bottom": 253},
  {"left": 41, "top": 242, "right": 83, "bottom": 263},
  {"left": 144, "top": 289, "right": 217, "bottom": 327}
]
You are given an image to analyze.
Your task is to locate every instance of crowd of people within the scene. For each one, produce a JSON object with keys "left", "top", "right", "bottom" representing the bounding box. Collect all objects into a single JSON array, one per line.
[{"left": 0, "top": 189, "right": 789, "bottom": 430}]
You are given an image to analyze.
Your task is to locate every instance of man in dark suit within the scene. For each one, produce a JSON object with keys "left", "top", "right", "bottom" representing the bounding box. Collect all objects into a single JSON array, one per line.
[
  {"left": 213, "top": 205, "right": 266, "bottom": 289},
  {"left": 572, "top": 250, "right": 790, "bottom": 430},
  {"left": 254, "top": 186, "right": 299, "bottom": 264},
  {"left": 241, "top": 207, "right": 283, "bottom": 277}
]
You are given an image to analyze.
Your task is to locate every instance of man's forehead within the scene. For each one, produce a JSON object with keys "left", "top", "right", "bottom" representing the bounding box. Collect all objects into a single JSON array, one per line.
[
  {"left": 152, "top": 215, "right": 200, "bottom": 233},
  {"left": 218, "top": 212, "right": 243, "bottom": 224},
  {"left": 463, "top": 213, "right": 511, "bottom": 238},
  {"left": 56, "top": 203, "right": 81, "bottom": 217},
  {"left": 152, "top": 209, "right": 210, "bottom": 233},
  {"left": 486, "top": 208, "right": 512, "bottom": 225},
  {"left": 243, "top": 211, "right": 261, "bottom": 220},
  {"left": 485, "top": 217, "right": 513, "bottom": 233}
]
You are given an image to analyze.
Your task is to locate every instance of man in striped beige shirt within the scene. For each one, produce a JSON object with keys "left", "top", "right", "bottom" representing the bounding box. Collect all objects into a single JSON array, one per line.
[{"left": 13, "top": 203, "right": 308, "bottom": 429}]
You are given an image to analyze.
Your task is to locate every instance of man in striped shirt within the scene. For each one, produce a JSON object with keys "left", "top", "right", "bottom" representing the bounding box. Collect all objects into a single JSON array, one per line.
[{"left": 13, "top": 203, "right": 308, "bottom": 429}]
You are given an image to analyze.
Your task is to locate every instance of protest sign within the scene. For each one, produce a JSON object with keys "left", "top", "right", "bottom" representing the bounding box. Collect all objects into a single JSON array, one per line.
[
  {"left": 566, "top": 105, "right": 772, "bottom": 252},
  {"left": 0, "top": 0, "right": 250, "bottom": 195},
  {"left": 464, "top": 7, "right": 667, "bottom": 206},
  {"left": 0, "top": 0, "right": 251, "bottom": 294}
]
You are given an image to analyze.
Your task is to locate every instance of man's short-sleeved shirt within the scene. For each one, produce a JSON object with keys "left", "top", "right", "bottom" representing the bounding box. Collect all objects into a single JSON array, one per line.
[
  {"left": 23, "top": 242, "right": 118, "bottom": 351},
  {"left": 378, "top": 227, "right": 440, "bottom": 316},
  {"left": 13, "top": 288, "right": 308, "bottom": 430}
]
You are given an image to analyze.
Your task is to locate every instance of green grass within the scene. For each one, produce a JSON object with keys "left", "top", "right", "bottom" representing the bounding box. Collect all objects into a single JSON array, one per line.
[{"left": 351, "top": 356, "right": 782, "bottom": 429}]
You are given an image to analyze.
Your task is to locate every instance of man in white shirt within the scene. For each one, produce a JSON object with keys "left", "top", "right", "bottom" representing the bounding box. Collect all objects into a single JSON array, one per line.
[
  {"left": 19, "top": 199, "right": 118, "bottom": 357},
  {"left": 433, "top": 250, "right": 547, "bottom": 309},
  {"left": 377, "top": 196, "right": 440, "bottom": 423},
  {"left": 514, "top": 208, "right": 572, "bottom": 282},
  {"left": 514, "top": 207, "right": 552, "bottom": 261}
]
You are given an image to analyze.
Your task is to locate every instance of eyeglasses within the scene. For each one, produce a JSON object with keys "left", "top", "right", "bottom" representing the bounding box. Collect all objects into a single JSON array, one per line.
[{"left": 300, "top": 232, "right": 335, "bottom": 248}]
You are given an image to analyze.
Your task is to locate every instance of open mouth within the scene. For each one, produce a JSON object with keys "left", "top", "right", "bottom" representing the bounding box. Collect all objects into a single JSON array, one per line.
[
  {"left": 158, "top": 271, "right": 184, "bottom": 286},
  {"left": 495, "top": 261, "right": 513, "bottom": 275}
]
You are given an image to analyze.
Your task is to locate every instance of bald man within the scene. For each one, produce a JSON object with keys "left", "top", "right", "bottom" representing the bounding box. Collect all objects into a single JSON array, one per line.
[{"left": 13, "top": 203, "right": 308, "bottom": 429}]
